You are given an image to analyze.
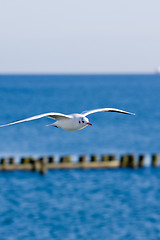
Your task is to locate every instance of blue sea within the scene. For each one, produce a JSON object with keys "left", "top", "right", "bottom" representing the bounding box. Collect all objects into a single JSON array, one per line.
[
  {"left": 0, "top": 74, "right": 160, "bottom": 240},
  {"left": 0, "top": 74, "right": 160, "bottom": 156}
]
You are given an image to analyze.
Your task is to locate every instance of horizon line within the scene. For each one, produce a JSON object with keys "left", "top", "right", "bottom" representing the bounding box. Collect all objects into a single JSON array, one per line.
[{"left": 0, "top": 71, "right": 159, "bottom": 76}]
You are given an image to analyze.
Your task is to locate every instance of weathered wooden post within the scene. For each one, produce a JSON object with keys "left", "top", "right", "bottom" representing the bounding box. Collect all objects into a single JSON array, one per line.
[
  {"left": 1, "top": 158, "right": 8, "bottom": 170},
  {"left": 90, "top": 155, "right": 98, "bottom": 162},
  {"left": 108, "top": 155, "right": 115, "bottom": 161},
  {"left": 0, "top": 158, "right": 8, "bottom": 170},
  {"left": 152, "top": 154, "right": 159, "bottom": 167},
  {"left": 32, "top": 160, "right": 40, "bottom": 172},
  {"left": 127, "top": 155, "right": 137, "bottom": 168},
  {"left": 138, "top": 155, "right": 145, "bottom": 168},
  {"left": 101, "top": 155, "right": 109, "bottom": 162},
  {"left": 120, "top": 155, "right": 128, "bottom": 167},
  {"left": 39, "top": 157, "right": 48, "bottom": 175},
  {"left": 48, "top": 156, "right": 55, "bottom": 164},
  {"left": 21, "top": 157, "right": 27, "bottom": 164},
  {"left": 101, "top": 155, "right": 115, "bottom": 162},
  {"left": 1, "top": 158, "right": 8, "bottom": 165},
  {"left": 21, "top": 157, "right": 34, "bottom": 164},
  {"left": 60, "top": 155, "right": 72, "bottom": 163},
  {"left": 8, "top": 157, "right": 15, "bottom": 170},
  {"left": 9, "top": 157, "right": 15, "bottom": 165},
  {"left": 79, "top": 155, "right": 87, "bottom": 163}
]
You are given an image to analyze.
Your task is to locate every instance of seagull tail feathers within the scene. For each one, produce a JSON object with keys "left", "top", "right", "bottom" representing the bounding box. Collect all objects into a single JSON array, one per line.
[{"left": 46, "top": 123, "right": 58, "bottom": 127}]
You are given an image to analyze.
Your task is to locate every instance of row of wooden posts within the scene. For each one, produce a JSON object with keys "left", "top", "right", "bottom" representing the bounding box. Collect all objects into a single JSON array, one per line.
[{"left": 0, "top": 154, "right": 159, "bottom": 174}]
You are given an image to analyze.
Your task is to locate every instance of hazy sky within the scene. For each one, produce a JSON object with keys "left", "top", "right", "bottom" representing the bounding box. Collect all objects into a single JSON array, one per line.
[{"left": 0, "top": 0, "right": 160, "bottom": 74}]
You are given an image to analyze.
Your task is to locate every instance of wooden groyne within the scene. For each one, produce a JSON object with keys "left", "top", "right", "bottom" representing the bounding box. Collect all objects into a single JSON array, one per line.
[{"left": 0, "top": 154, "right": 159, "bottom": 174}]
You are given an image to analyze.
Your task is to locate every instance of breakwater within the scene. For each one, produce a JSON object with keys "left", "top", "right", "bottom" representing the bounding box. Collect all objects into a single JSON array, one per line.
[{"left": 0, "top": 154, "right": 159, "bottom": 174}]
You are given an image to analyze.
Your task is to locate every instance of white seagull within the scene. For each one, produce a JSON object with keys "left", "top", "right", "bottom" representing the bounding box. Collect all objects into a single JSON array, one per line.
[{"left": 0, "top": 108, "right": 135, "bottom": 131}]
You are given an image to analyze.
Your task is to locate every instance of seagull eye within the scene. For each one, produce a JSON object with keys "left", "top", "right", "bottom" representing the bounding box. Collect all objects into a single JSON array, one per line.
[
  {"left": 82, "top": 120, "right": 84, "bottom": 123},
  {"left": 79, "top": 121, "right": 81, "bottom": 124}
]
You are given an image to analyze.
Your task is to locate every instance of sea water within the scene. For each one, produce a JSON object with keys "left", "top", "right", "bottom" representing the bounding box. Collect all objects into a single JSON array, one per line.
[
  {"left": 0, "top": 74, "right": 160, "bottom": 156},
  {"left": 0, "top": 169, "right": 160, "bottom": 240},
  {"left": 0, "top": 74, "right": 160, "bottom": 240}
]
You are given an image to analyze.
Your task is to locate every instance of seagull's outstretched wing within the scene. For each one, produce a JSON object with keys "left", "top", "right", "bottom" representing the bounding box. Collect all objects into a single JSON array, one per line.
[
  {"left": 0, "top": 112, "right": 72, "bottom": 127},
  {"left": 81, "top": 108, "right": 135, "bottom": 116}
]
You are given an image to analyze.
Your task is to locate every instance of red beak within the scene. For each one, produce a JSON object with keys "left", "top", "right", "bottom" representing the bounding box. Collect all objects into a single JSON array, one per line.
[{"left": 87, "top": 122, "right": 92, "bottom": 126}]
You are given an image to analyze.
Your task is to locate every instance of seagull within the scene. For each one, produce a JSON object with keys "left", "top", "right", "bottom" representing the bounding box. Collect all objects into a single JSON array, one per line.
[{"left": 0, "top": 108, "right": 135, "bottom": 131}]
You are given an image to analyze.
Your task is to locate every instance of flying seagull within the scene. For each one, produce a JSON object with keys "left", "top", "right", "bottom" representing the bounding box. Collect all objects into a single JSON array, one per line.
[{"left": 0, "top": 108, "right": 135, "bottom": 131}]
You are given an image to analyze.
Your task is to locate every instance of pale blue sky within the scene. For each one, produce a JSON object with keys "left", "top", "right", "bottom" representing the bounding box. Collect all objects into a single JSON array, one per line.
[{"left": 0, "top": 0, "right": 160, "bottom": 74}]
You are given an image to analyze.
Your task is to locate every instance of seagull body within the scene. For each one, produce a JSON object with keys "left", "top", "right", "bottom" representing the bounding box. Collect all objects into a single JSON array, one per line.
[
  {"left": 0, "top": 108, "right": 135, "bottom": 131},
  {"left": 50, "top": 114, "right": 90, "bottom": 131}
]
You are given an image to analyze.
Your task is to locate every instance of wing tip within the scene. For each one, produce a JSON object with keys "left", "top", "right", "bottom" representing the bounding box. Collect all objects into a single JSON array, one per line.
[
  {"left": 0, "top": 124, "right": 9, "bottom": 128},
  {"left": 128, "top": 112, "right": 135, "bottom": 115}
]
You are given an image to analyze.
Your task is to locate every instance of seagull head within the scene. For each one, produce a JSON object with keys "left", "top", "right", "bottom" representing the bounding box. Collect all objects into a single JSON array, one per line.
[{"left": 78, "top": 116, "right": 92, "bottom": 128}]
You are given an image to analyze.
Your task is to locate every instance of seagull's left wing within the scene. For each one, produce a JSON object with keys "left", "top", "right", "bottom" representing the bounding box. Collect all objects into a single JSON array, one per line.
[
  {"left": 0, "top": 112, "right": 72, "bottom": 127},
  {"left": 81, "top": 108, "right": 135, "bottom": 116}
]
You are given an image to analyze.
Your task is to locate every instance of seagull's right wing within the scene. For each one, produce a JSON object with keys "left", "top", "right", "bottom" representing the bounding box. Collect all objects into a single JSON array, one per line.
[
  {"left": 81, "top": 108, "right": 135, "bottom": 116},
  {"left": 0, "top": 112, "right": 72, "bottom": 127}
]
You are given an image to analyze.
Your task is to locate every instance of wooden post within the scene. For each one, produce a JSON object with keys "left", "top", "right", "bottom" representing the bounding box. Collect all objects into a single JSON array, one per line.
[
  {"left": 138, "top": 155, "right": 145, "bottom": 167},
  {"left": 101, "top": 155, "right": 115, "bottom": 162},
  {"left": 21, "top": 157, "right": 35, "bottom": 164},
  {"left": 108, "top": 155, "right": 115, "bottom": 161},
  {"left": 1, "top": 158, "right": 7, "bottom": 171},
  {"left": 48, "top": 156, "right": 55, "bottom": 164},
  {"left": 101, "top": 155, "right": 109, "bottom": 161},
  {"left": 9, "top": 157, "right": 15, "bottom": 165},
  {"left": 21, "top": 157, "right": 27, "bottom": 164},
  {"left": 32, "top": 160, "right": 40, "bottom": 172},
  {"left": 90, "top": 155, "right": 98, "bottom": 162},
  {"left": 60, "top": 156, "right": 72, "bottom": 163},
  {"left": 127, "top": 155, "right": 137, "bottom": 168},
  {"left": 39, "top": 157, "right": 47, "bottom": 175},
  {"left": 0, "top": 158, "right": 8, "bottom": 171},
  {"left": 120, "top": 155, "right": 128, "bottom": 167},
  {"left": 1, "top": 158, "right": 8, "bottom": 165},
  {"left": 79, "top": 155, "right": 87, "bottom": 163},
  {"left": 152, "top": 154, "right": 159, "bottom": 167}
]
